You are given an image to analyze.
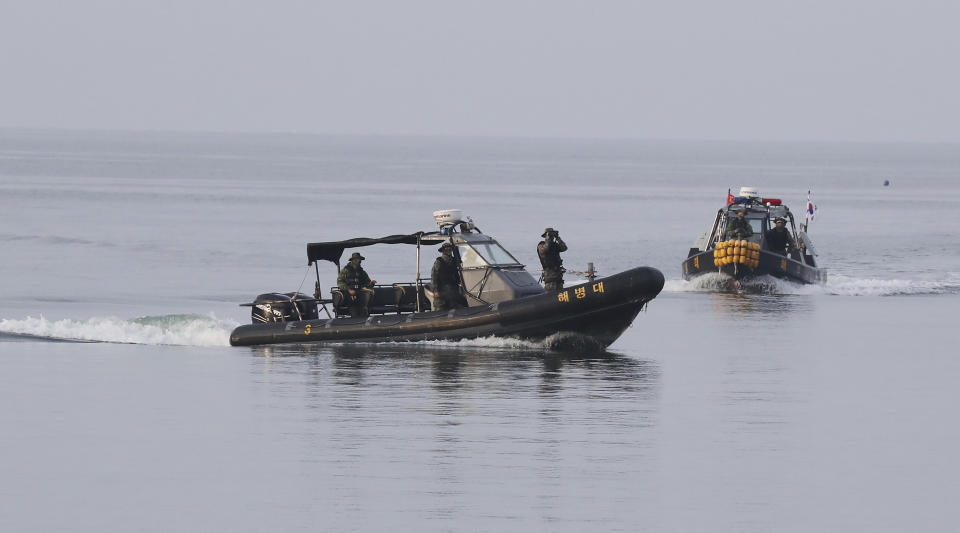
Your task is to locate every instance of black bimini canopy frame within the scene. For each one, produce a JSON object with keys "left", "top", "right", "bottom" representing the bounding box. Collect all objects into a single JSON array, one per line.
[
  {"left": 307, "top": 231, "right": 445, "bottom": 266},
  {"left": 307, "top": 231, "right": 448, "bottom": 312}
]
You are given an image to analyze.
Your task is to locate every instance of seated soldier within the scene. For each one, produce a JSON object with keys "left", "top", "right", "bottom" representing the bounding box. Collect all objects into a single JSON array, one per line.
[{"left": 337, "top": 252, "right": 377, "bottom": 317}]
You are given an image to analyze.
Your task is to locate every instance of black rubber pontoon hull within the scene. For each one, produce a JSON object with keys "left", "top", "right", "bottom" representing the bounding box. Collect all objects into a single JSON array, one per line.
[
  {"left": 682, "top": 249, "right": 826, "bottom": 284},
  {"left": 230, "top": 266, "right": 664, "bottom": 347}
]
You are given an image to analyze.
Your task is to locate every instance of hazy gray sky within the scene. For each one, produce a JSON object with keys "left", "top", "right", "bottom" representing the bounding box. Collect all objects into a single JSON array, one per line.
[{"left": 2, "top": 0, "right": 958, "bottom": 142}]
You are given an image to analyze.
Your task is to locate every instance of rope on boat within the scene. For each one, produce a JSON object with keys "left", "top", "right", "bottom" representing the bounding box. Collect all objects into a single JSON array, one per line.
[{"left": 287, "top": 265, "right": 315, "bottom": 320}]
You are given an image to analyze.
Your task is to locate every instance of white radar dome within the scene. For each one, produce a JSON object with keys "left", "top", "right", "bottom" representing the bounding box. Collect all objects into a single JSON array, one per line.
[{"left": 433, "top": 209, "right": 463, "bottom": 226}]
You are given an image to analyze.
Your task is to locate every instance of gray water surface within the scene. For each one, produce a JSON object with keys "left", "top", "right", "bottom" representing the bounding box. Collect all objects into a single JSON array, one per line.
[{"left": 1, "top": 130, "right": 958, "bottom": 532}]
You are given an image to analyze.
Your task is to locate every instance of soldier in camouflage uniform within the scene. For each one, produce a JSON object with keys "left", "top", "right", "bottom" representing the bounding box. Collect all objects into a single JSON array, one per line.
[
  {"left": 337, "top": 252, "right": 377, "bottom": 317},
  {"left": 724, "top": 209, "right": 754, "bottom": 240},
  {"left": 764, "top": 217, "right": 795, "bottom": 255},
  {"left": 431, "top": 242, "right": 467, "bottom": 311},
  {"left": 537, "top": 227, "right": 568, "bottom": 292}
]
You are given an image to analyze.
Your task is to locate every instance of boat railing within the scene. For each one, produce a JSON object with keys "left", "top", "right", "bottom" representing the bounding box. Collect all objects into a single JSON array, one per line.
[
  {"left": 706, "top": 209, "right": 724, "bottom": 250},
  {"left": 329, "top": 283, "right": 430, "bottom": 316}
]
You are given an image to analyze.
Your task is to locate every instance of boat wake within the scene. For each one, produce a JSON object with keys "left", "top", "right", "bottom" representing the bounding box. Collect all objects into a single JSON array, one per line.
[
  {"left": 665, "top": 272, "right": 777, "bottom": 293},
  {"left": 817, "top": 275, "right": 960, "bottom": 296},
  {"left": 665, "top": 273, "right": 960, "bottom": 296},
  {"left": 443, "top": 332, "right": 606, "bottom": 354},
  {"left": 332, "top": 331, "right": 608, "bottom": 354},
  {"left": 1, "top": 314, "right": 610, "bottom": 352},
  {"left": 0, "top": 314, "right": 237, "bottom": 346}
]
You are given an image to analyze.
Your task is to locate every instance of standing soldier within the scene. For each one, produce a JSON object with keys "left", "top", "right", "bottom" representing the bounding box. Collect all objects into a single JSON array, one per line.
[
  {"left": 537, "top": 227, "right": 568, "bottom": 291},
  {"left": 337, "top": 252, "right": 377, "bottom": 317},
  {"left": 431, "top": 242, "right": 467, "bottom": 311},
  {"left": 724, "top": 209, "right": 754, "bottom": 240},
  {"left": 764, "top": 217, "right": 795, "bottom": 255}
]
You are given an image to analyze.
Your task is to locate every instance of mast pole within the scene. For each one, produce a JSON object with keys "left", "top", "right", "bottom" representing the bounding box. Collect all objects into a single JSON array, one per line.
[{"left": 416, "top": 234, "right": 422, "bottom": 312}]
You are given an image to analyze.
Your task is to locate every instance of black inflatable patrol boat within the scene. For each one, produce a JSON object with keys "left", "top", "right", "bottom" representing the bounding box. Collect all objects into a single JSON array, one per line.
[
  {"left": 681, "top": 187, "right": 826, "bottom": 285},
  {"left": 230, "top": 211, "right": 664, "bottom": 348}
]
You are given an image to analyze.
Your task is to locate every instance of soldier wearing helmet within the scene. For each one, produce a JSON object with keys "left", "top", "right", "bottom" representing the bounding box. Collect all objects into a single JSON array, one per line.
[
  {"left": 431, "top": 242, "right": 467, "bottom": 311},
  {"left": 537, "top": 227, "right": 568, "bottom": 291},
  {"left": 724, "top": 209, "right": 754, "bottom": 240},
  {"left": 764, "top": 217, "right": 795, "bottom": 256}
]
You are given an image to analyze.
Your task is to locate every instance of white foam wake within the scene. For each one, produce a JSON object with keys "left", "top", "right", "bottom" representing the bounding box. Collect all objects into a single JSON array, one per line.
[
  {"left": 664, "top": 272, "right": 739, "bottom": 293},
  {"left": 337, "top": 331, "right": 606, "bottom": 353},
  {"left": 408, "top": 336, "right": 548, "bottom": 350},
  {"left": 820, "top": 275, "right": 960, "bottom": 296},
  {"left": 412, "top": 331, "right": 603, "bottom": 352},
  {"left": 664, "top": 273, "right": 960, "bottom": 296},
  {"left": 0, "top": 314, "right": 238, "bottom": 346}
]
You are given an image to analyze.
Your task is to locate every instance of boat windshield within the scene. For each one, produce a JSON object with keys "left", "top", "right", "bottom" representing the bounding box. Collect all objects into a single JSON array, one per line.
[
  {"left": 458, "top": 242, "right": 521, "bottom": 268},
  {"left": 725, "top": 214, "right": 765, "bottom": 233}
]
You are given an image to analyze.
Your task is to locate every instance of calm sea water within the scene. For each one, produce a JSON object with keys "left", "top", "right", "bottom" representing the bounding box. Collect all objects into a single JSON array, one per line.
[{"left": 2, "top": 129, "right": 959, "bottom": 532}]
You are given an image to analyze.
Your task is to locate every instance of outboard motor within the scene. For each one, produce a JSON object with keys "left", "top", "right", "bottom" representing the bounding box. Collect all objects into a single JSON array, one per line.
[{"left": 250, "top": 292, "right": 318, "bottom": 323}]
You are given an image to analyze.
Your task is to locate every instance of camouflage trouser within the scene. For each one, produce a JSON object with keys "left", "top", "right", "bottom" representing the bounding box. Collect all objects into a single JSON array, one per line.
[
  {"left": 542, "top": 269, "right": 564, "bottom": 292},
  {"left": 434, "top": 288, "right": 467, "bottom": 311},
  {"left": 346, "top": 287, "right": 374, "bottom": 317},
  {"left": 543, "top": 280, "right": 564, "bottom": 292}
]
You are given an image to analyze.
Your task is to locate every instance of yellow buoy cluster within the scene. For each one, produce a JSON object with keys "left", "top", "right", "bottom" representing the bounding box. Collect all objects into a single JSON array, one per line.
[{"left": 713, "top": 240, "right": 760, "bottom": 268}]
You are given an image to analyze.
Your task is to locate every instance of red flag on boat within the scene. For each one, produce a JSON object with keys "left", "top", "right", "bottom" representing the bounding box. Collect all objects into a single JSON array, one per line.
[{"left": 726, "top": 189, "right": 734, "bottom": 205}]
